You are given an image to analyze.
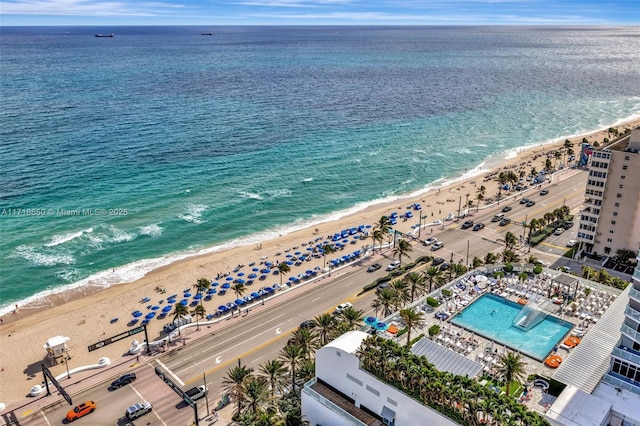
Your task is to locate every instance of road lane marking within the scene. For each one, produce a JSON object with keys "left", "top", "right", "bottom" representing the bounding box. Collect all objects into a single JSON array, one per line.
[
  {"left": 311, "top": 297, "right": 321, "bottom": 302},
  {"left": 156, "top": 359, "right": 184, "bottom": 386},
  {"left": 130, "top": 384, "right": 168, "bottom": 425}
]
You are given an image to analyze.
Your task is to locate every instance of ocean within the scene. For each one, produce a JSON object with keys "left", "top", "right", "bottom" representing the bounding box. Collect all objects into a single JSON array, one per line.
[{"left": 1, "top": 26, "right": 639, "bottom": 315}]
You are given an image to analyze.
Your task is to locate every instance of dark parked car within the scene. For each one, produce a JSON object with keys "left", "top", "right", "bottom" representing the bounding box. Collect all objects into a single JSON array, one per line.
[
  {"left": 434, "top": 311, "right": 449, "bottom": 320},
  {"left": 499, "top": 218, "right": 512, "bottom": 226},
  {"left": 367, "top": 263, "right": 382, "bottom": 272},
  {"left": 472, "top": 223, "right": 485, "bottom": 231},
  {"left": 540, "top": 189, "right": 549, "bottom": 195},
  {"left": 519, "top": 198, "right": 529, "bottom": 204},
  {"left": 432, "top": 257, "right": 445, "bottom": 266},
  {"left": 110, "top": 373, "right": 137, "bottom": 389},
  {"left": 439, "top": 262, "right": 450, "bottom": 271},
  {"left": 563, "top": 221, "right": 574, "bottom": 229},
  {"left": 525, "top": 200, "right": 536, "bottom": 207},
  {"left": 299, "top": 320, "right": 317, "bottom": 329},
  {"left": 501, "top": 206, "right": 512, "bottom": 213},
  {"left": 461, "top": 220, "right": 474, "bottom": 229}
]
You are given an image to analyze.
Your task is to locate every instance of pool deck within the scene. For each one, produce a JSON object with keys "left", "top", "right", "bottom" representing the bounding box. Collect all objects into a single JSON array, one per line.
[{"left": 376, "top": 269, "right": 620, "bottom": 414}]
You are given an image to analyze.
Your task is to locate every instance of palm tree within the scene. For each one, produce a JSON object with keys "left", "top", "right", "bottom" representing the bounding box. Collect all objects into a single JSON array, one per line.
[
  {"left": 372, "top": 228, "right": 385, "bottom": 253},
  {"left": 371, "top": 287, "right": 398, "bottom": 317},
  {"left": 475, "top": 185, "right": 486, "bottom": 212},
  {"left": 242, "top": 375, "right": 271, "bottom": 417},
  {"left": 423, "top": 266, "right": 442, "bottom": 293},
  {"left": 484, "top": 252, "right": 498, "bottom": 265},
  {"left": 399, "top": 307, "right": 425, "bottom": 346},
  {"left": 321, "top": 243, "right": 335, "bottom": 269},
  {"left": 472, "top": 256, "right": 484, "bottom": 269},
  {"left": 172, "top": 302, "right": 189, "bottom": 336},
  {"left": 376, "top": 215, "right": 392, "bottom": 235},
  {"left": 390, "top": 279, "right": 411, "bottom": 307},
  {"left": 193, "top": 278, "right": 211, "bottom": 304},
  {"left": 554, "top": 150, "right": 562, "bottom": 169},
  {"left": 393, "top": 238, "right": 413, "bottom": 264},
  {"left": 496, "top": 172, "right": 509, "bottom": 201},
  {"left": 279, "top": 343, "right": 303, "bottom": 392},
  {"left": 233, "top": 282, "right": 246, "bottom": 300},
  {"left": 223, "top": 363, "right": 252, "bottom": 417},
  {"left": 191, "top": 304, "right": 206, "bottom": 331},
  {"left": 339, "top": 306, "right": 365, "bottom": 330},
  {"left": 496, "top": 351, "right": 527, "bottom": 396},
  {"left": 291, "top": 327, "right": 318, "bottom": 362},
  {"left": 544, "top": 158, "right": 552, "bottom": 172},
  {"left": 277, "top": 262, "right": 290, "bottom": 286},
  {"left": 259, "top": 359, "right": 287, "bottom": 397},
  {"left": 504, "top": 231, "right": 518, "bottom": 251},
  {"left": 404, "top": 272, "right": 425, "bottom": 303},
  {"left": 314, "top": 313, "right": 335, "bottom": 346}
]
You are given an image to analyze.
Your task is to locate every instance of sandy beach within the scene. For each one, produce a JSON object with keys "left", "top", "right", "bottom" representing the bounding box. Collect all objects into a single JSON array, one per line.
[{"left": 1, "top": 119, "right": 638, "bottom": 405}]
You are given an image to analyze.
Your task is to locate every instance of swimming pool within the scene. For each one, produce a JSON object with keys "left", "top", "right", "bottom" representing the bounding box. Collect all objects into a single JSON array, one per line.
[{"left": 451, "top": 293, "right": 573, "bottom": 361}]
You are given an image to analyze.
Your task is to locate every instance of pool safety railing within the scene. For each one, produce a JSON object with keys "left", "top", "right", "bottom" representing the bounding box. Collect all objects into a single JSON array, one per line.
[{"left": 512, "top": 294, "right": 549, "bottom": 331}]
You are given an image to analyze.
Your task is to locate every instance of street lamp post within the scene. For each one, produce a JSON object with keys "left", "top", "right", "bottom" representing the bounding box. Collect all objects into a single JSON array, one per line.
[
  {"left": 64, "top": 351, "right": 71, "bottom": 379},
  {"left": 193, "top": 362, "right": 210, "bottom": 417}
]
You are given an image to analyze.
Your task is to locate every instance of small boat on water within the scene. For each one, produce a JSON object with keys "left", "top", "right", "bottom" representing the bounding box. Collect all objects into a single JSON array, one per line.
[
  {"left": 95, "top": 33, "right": 114, "bottom": 38},
  {"left": 201, "top": 32, "right": 213, "bottom": 36}
]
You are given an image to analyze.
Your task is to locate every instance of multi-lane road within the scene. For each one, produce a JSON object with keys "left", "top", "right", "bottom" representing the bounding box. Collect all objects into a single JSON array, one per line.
[{"left": 20, "top": 171, "right": 588, "bottom": 425}]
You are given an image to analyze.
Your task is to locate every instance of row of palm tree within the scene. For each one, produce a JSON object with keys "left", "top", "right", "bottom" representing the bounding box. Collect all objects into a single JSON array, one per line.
[
  {"left": 357, "top": 335, "right": 548, "bottom": 426},
  {"left": 221, "top": 305, "right": 367, "bottom": 424}
]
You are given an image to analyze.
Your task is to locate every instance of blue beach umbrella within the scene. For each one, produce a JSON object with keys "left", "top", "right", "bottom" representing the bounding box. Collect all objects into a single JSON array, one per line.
[
  {"left": 211, "top": 282, "right": 219, "bottom": 287},
  {"left": 364, "top": 316, "right": 378, "bottom": 326},
  {"left": 151, "top": 305, "right": 160, "bottom": 311},
  {"left": 235, "top": 298, "right": 245, "bottom": 306},
  {"left": 226, "top": 276, "right": 234, "bottom": 281},
  {"left": 193, "top": 293, "right": 202, "bottom": 300},
  {"left": 183, "top": 292, "right": 192, "bottom": 298},
  {"left": 222, "top": 283, "right": 230, "bottom": 289},
  {"left": 374, "top": 321, "right": 389, "bottom": 331},
  {"left": 237, "top": 272, "right": 245, "bottom": 277},
  {"left": 162, "top": 305, "right": 172, "bottom": 314},
  {"left": 252, "top": 267, "right": 260, "bottom": 272},
  {"left": 250, "top": 292, "right": 260, "bottom": 298},
  {"left": 248, "top": 273, "right": 257, "bottom": 279},
  {"left": 145, "top": 312, "right": 156, "bottom": 320},
  {"left": 180, "top": 299, "right": 188, "bottom": 306},
  {"left": 207, "top": 288, "right": 217, "bottom": 294},
  {"left": 132, "top": 310, "right": 142, "bottom": 317}
]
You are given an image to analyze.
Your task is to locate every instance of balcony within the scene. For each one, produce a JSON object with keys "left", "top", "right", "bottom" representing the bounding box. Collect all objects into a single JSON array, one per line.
[
  {"left": 625, "top": 305, "right": 640, "bottom": 323},
  {"left": 621, "top": 323, "right": 640, "bottom": 343},
  {"left": 631, "top": 287, "right": 640, "bottom": 303},
  {"left": 602, "top": 372, "right": 640, "bottom": 396},
  {"left": 613, "top": 346, "right": 640, "bottom": 366}
]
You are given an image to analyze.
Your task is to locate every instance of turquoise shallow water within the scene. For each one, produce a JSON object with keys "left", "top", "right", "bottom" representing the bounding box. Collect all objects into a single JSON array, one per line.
[
  {"left": 1, "top": 26, "right": 640, "bottom": 314},
  {"left": 451, "top": 294, "right": 573, "bottom": 360}
]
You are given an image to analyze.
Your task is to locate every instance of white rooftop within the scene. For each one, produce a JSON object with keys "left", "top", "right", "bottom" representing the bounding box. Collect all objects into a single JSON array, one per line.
[
  {"left": 592, "top": 381, "right": 640, "bottom": 424},
  {"left": 553, "top": 285, "right": 629, "bottom": 393},
  {"left": 44, "top": 335, "right": 69, "bottom": 349},
  {"left": 546, "top": 385, "right": 611, "bottom": 426},
  {"left": 324, "top": 330, "right": 368, "bottom": 355}
]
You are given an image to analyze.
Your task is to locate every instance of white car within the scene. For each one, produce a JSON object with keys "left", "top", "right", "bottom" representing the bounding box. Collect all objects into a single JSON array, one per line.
[
  {"left": 126, "top": 401, "right": 153, "bottom": 420},
  {"left": 431, "top": 242, "right": 444, "bottom": 251},
  {"left": 386, "top": 260, "right": 401, "bottom": 271},
  {"left": 423, "top": 238, "right": 437, "bottom": 246},
  {"left": 566, "top": 240, "right": 577, "bottom": 247},
  {"left": 334, "top": 302, "right": 353, "bottom": 314}
]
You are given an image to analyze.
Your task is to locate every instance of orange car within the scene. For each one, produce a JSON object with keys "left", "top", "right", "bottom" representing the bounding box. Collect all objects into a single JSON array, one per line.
[{"left": 66, "top": 400, "right": 96, "bottom": 422}]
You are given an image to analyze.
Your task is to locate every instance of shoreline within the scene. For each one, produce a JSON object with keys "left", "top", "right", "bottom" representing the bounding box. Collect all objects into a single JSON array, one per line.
[
  {"left": 2, "top": 116, "right": 639, "bottom": 319},
  {"left": 1, "top": 117, "right": 639, "bottom": 403}
]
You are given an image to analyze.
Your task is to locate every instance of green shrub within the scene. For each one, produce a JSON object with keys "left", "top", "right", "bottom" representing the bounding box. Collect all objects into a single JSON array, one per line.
[
  {"left": 494, "top": 271, "right": 505, "bottom": 279},
  {"left": 428, "top": 325, "right": 440, "bottom": 337},
  {"left": 441, "top": 288, "right": 452, "bottom": 297},
  {"left": 503, "top": 263, "right": 514, "bottom": 273},
  {"left": 533, "top": 266, "right": 543, "bottom": 275},
  {"left": 426, "top": 297, "right": 440, "bottom": 307},
  {"left": 396, "top": 327, "right": 408, "bottom": 338},
  {"left": 409, "top": 334, "right": 425, "bottom": 346}
]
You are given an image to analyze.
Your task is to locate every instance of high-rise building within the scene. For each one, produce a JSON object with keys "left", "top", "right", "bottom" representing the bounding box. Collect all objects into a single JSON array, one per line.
[
  {"left": 577, "top": 128, "right": 640, "bottom": 257},
  {"left": 601, "top": 250, "right": 640, "bottom": 395}
]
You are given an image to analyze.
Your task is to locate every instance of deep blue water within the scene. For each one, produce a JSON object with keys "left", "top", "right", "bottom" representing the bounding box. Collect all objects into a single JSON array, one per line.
[{"left": 1, "top": 26, "right": 639, "bottom": 314}]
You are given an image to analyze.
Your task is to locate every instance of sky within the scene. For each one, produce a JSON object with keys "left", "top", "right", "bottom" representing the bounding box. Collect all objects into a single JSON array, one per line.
[{"left": 0, "top": 0, "right": 639, "bottom": 26}]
